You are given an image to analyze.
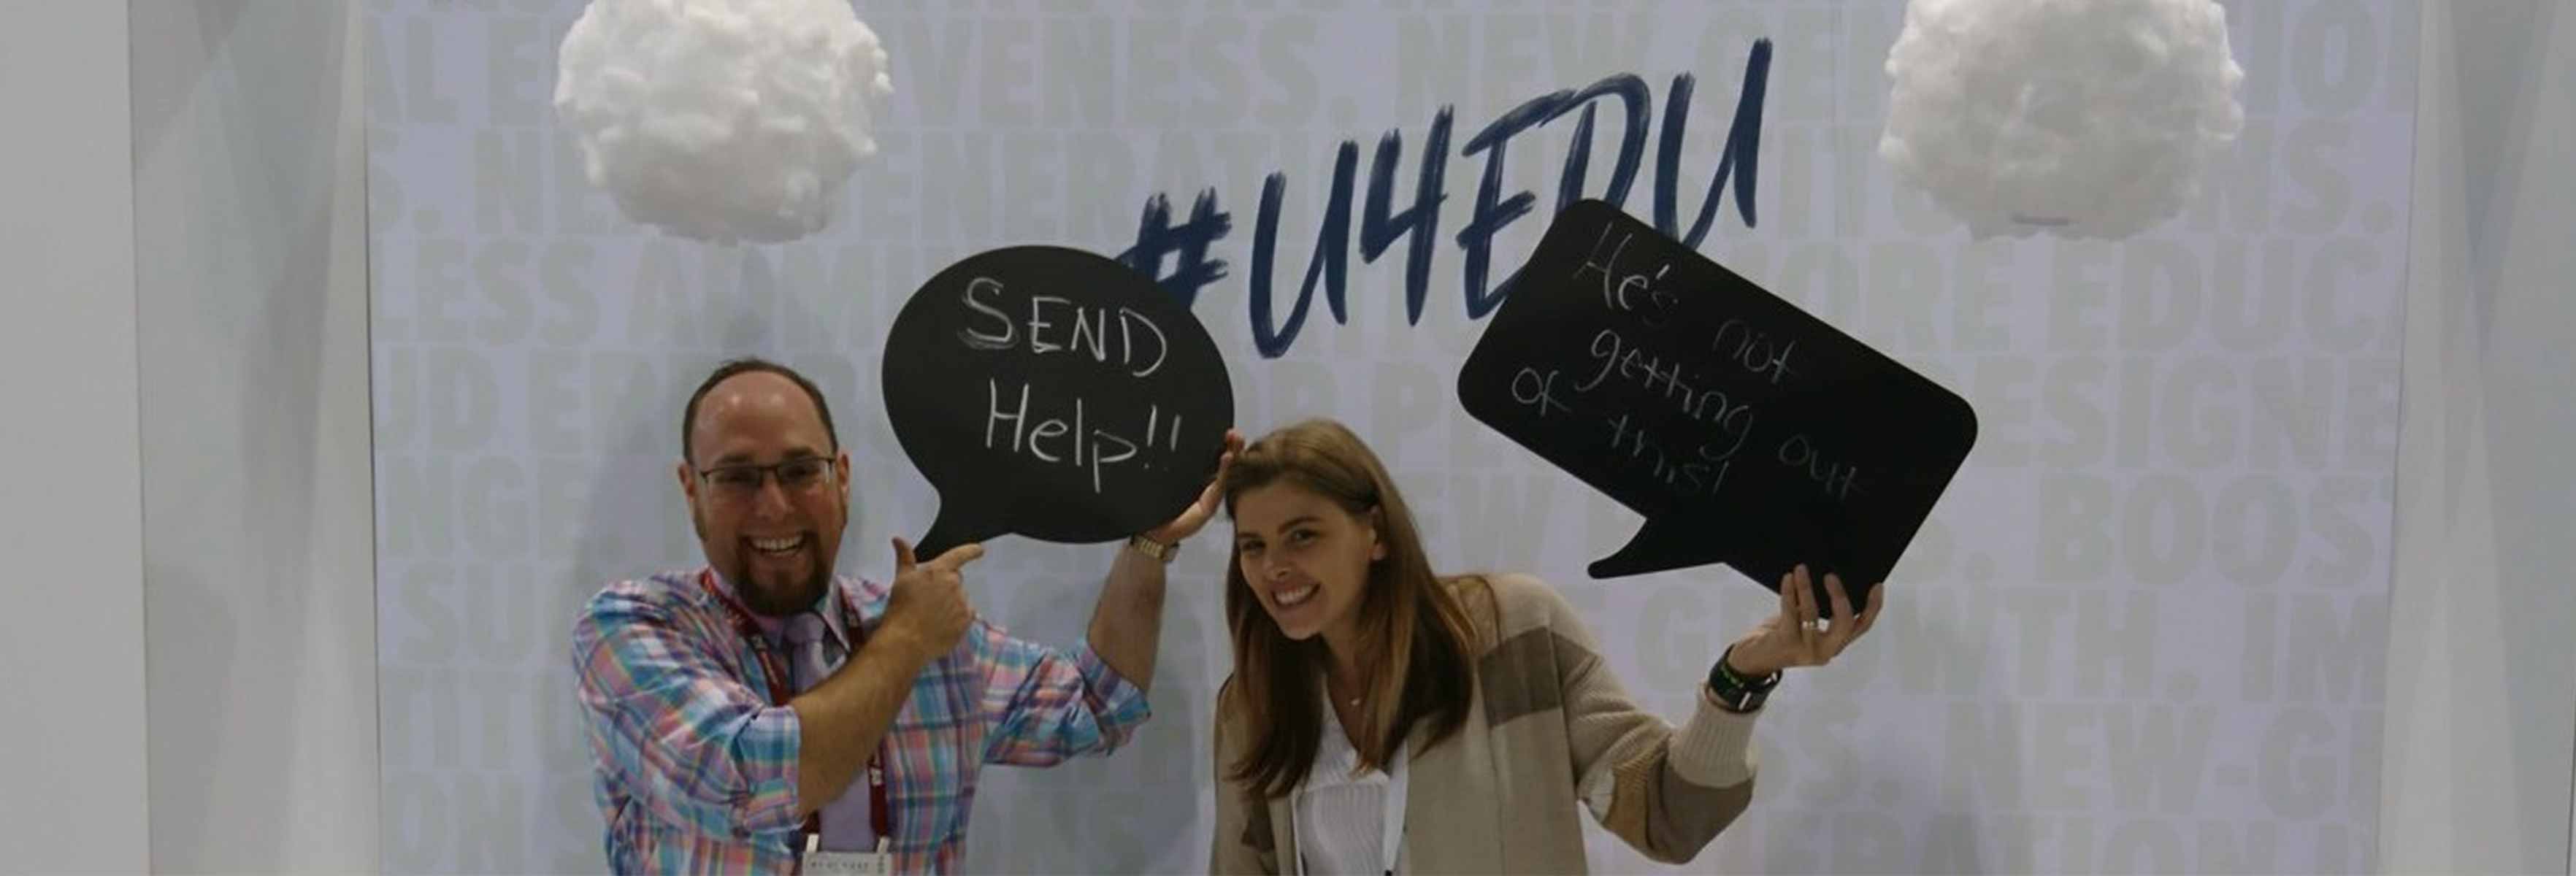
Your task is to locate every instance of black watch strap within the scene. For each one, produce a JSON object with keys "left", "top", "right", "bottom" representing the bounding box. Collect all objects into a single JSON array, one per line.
[{"left": 1707, "top": 645, "right": 1782, "bottom": 713}]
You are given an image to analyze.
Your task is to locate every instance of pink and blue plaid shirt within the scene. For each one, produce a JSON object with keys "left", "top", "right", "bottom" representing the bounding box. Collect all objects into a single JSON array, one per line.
[{"left": 571, "top": 566, "right": 1150, "bottom": 874}]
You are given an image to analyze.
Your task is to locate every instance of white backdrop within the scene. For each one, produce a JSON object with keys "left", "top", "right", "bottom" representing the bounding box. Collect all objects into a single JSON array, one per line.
[
  {"left": 131, "top": 0, "right": 380, "bottom": 872},
  {"left": 366, "top": 1, "right": 2415, "bottom": 872},
  {"left": 2383, "top": 1, "right": 2576, "bottom": 871}
]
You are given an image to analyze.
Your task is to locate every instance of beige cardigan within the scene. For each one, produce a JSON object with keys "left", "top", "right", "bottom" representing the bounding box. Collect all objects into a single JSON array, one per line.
[{"left": 1211, "top": 573, "right": 1761, "bottom": 874}]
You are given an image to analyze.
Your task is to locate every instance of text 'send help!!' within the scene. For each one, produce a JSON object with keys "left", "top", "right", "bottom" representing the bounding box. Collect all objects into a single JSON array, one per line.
[
  {"left": 883, "top": 245, "right": 1235, "bottom": 559},
  {"left": 1458, "top": 199, "right": 1977, "bottom": 607}
]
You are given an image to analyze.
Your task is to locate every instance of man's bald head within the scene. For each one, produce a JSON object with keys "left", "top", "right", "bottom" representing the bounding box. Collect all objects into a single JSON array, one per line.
[{"left": 681, "top": 358, "right": 840, "bottom": 468}]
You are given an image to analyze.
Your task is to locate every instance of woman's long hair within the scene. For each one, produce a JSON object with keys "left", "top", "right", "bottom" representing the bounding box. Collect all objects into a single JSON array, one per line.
[{"left": 1218, "top": 418, "right": 1484, "bottom": 799}]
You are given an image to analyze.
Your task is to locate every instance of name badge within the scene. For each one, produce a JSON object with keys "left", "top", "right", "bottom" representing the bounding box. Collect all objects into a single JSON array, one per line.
[{"left": 802, "top": 835, "right": 892, "bottom": 876}]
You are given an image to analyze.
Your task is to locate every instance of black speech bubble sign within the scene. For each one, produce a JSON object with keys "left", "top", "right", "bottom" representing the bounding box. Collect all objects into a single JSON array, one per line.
[
  {"left": 883, "top": 246, "right": 1234, "bottom": 558},
  {"left": 1458, "top": 200, "right": 1977, "bottom": 604}
]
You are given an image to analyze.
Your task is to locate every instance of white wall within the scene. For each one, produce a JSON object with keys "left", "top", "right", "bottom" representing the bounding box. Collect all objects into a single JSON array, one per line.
[
  {"left": 2382, "top": 1, "right": 2576, "bottom": 873},
  {"left": 129, "top": 0, "right": 381, "bottom": 872},
  {"left": 0, "top": 1, "right": 150, "bottom": 872}
]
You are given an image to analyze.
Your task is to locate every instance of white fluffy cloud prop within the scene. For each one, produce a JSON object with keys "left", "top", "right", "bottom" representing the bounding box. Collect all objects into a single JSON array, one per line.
[
  {"left": 554, "top": 0, "right": 894, "bottom": 245},
  {"left": 1878, "top": 0, "right": 2245, "bottom": 239}
]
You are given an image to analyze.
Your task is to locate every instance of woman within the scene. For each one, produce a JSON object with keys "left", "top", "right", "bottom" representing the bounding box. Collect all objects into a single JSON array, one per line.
[{"left": 1209, "top": 419, "right": 1882, "bottom": 874}]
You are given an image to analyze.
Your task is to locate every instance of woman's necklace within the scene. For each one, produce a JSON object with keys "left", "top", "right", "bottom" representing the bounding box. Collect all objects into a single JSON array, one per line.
[{"left": 1329, "top": 666, "right": 1363, "bottom": 707}]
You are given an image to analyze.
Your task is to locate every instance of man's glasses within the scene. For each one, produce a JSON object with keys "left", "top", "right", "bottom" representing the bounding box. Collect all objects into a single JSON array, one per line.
[{"left": 697, "top": 457, "right": 835, "bottom": 500}]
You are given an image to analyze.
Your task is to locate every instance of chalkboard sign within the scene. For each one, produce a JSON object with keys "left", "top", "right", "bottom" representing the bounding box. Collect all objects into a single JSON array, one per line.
[
  {"left": 883, "top": 246, "right": 1235, "bottom": 558},
  {"left": 1458, "top": 200, "right": 1977, "bottom": 603}
]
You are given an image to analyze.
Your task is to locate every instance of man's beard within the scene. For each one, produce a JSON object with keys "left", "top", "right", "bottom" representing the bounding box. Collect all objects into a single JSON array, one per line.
[
  {"left": 730, "top": 558, "right": 831, "bottom": 617},
  {"left": 697, "top": 511, "right": 835, "bottom": 616}
]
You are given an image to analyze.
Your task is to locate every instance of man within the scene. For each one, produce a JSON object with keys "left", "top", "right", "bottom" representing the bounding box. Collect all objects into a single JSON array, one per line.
[{"left": 571, "top": 358, "right": 1236, "bottom": 873}]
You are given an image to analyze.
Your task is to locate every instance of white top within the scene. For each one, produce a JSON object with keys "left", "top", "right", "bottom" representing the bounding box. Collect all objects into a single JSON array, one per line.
[{"left": 1294, "top": 691, "right": 1408, "bottom": 875}]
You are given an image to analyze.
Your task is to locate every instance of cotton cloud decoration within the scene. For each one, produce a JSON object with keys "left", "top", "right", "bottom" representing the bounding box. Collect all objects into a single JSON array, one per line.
[
  {"left": 1878, "top": 0, "right": 2245, "bottom": 239},
  {"left": 554, "top": 0, "right": 894, "bottom": 245}
]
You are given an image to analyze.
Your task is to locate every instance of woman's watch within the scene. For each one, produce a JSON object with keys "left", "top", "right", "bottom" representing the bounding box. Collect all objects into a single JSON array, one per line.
[
  {"left": 1126, "top": 533, "right": 1179, "bottom": 564},
  {"left": 1706, "top": 645, "right": 1782, "bottom": 713}
]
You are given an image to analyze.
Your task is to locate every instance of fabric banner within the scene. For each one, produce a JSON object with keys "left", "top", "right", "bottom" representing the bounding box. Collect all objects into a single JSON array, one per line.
[{"left": 368, "top": 1, "right": 2413, "bottom": 871}]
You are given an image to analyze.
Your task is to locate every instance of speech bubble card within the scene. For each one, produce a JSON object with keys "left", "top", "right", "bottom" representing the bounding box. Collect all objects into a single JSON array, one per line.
[
  {"left": 1458, "top": 200, "right": 1977, "bottom": 604},
  {"left": 883, "top": 246, "right": 1235, "bottom": 558}
]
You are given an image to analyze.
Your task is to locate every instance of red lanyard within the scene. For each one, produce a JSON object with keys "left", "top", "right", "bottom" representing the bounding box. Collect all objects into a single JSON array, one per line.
[{"left": 700, "top": 571, "right": 894, "bottom": 843}]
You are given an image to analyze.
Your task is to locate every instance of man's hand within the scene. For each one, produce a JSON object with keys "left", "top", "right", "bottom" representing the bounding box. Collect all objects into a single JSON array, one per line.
[
  {"left": 1141, "top": 429, "right": 1245, "bottom": 545},
  {"left": 881, "top": 538, "right": 984, "bottom": 662}
]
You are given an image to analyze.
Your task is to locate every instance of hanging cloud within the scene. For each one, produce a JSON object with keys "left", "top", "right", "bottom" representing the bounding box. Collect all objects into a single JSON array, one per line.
[
  {"left": 1878, "top": 0, "right": 2245, "bottom": 240},
  {"left": 554, "top": 0, "right": 894, "bottom": 245}
]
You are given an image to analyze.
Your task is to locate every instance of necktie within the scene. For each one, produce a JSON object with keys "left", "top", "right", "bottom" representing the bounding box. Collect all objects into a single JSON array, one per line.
[
  {"left": 783, "top": 611, "right": 844, "bottom": 693},
  {"left": 781, "top": 611, "right": 874, "bottom": 850}
]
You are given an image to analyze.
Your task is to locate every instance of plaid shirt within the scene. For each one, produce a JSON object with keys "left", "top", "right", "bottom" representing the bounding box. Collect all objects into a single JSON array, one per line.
[{"left": 571, "top": 567, "right": 1150, "bottom": 874}]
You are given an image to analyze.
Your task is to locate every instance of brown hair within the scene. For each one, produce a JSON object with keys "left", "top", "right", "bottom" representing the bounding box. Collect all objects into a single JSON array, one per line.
[{"left": 1218, "top": 418, "right": 1483, "bottom": 799}]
